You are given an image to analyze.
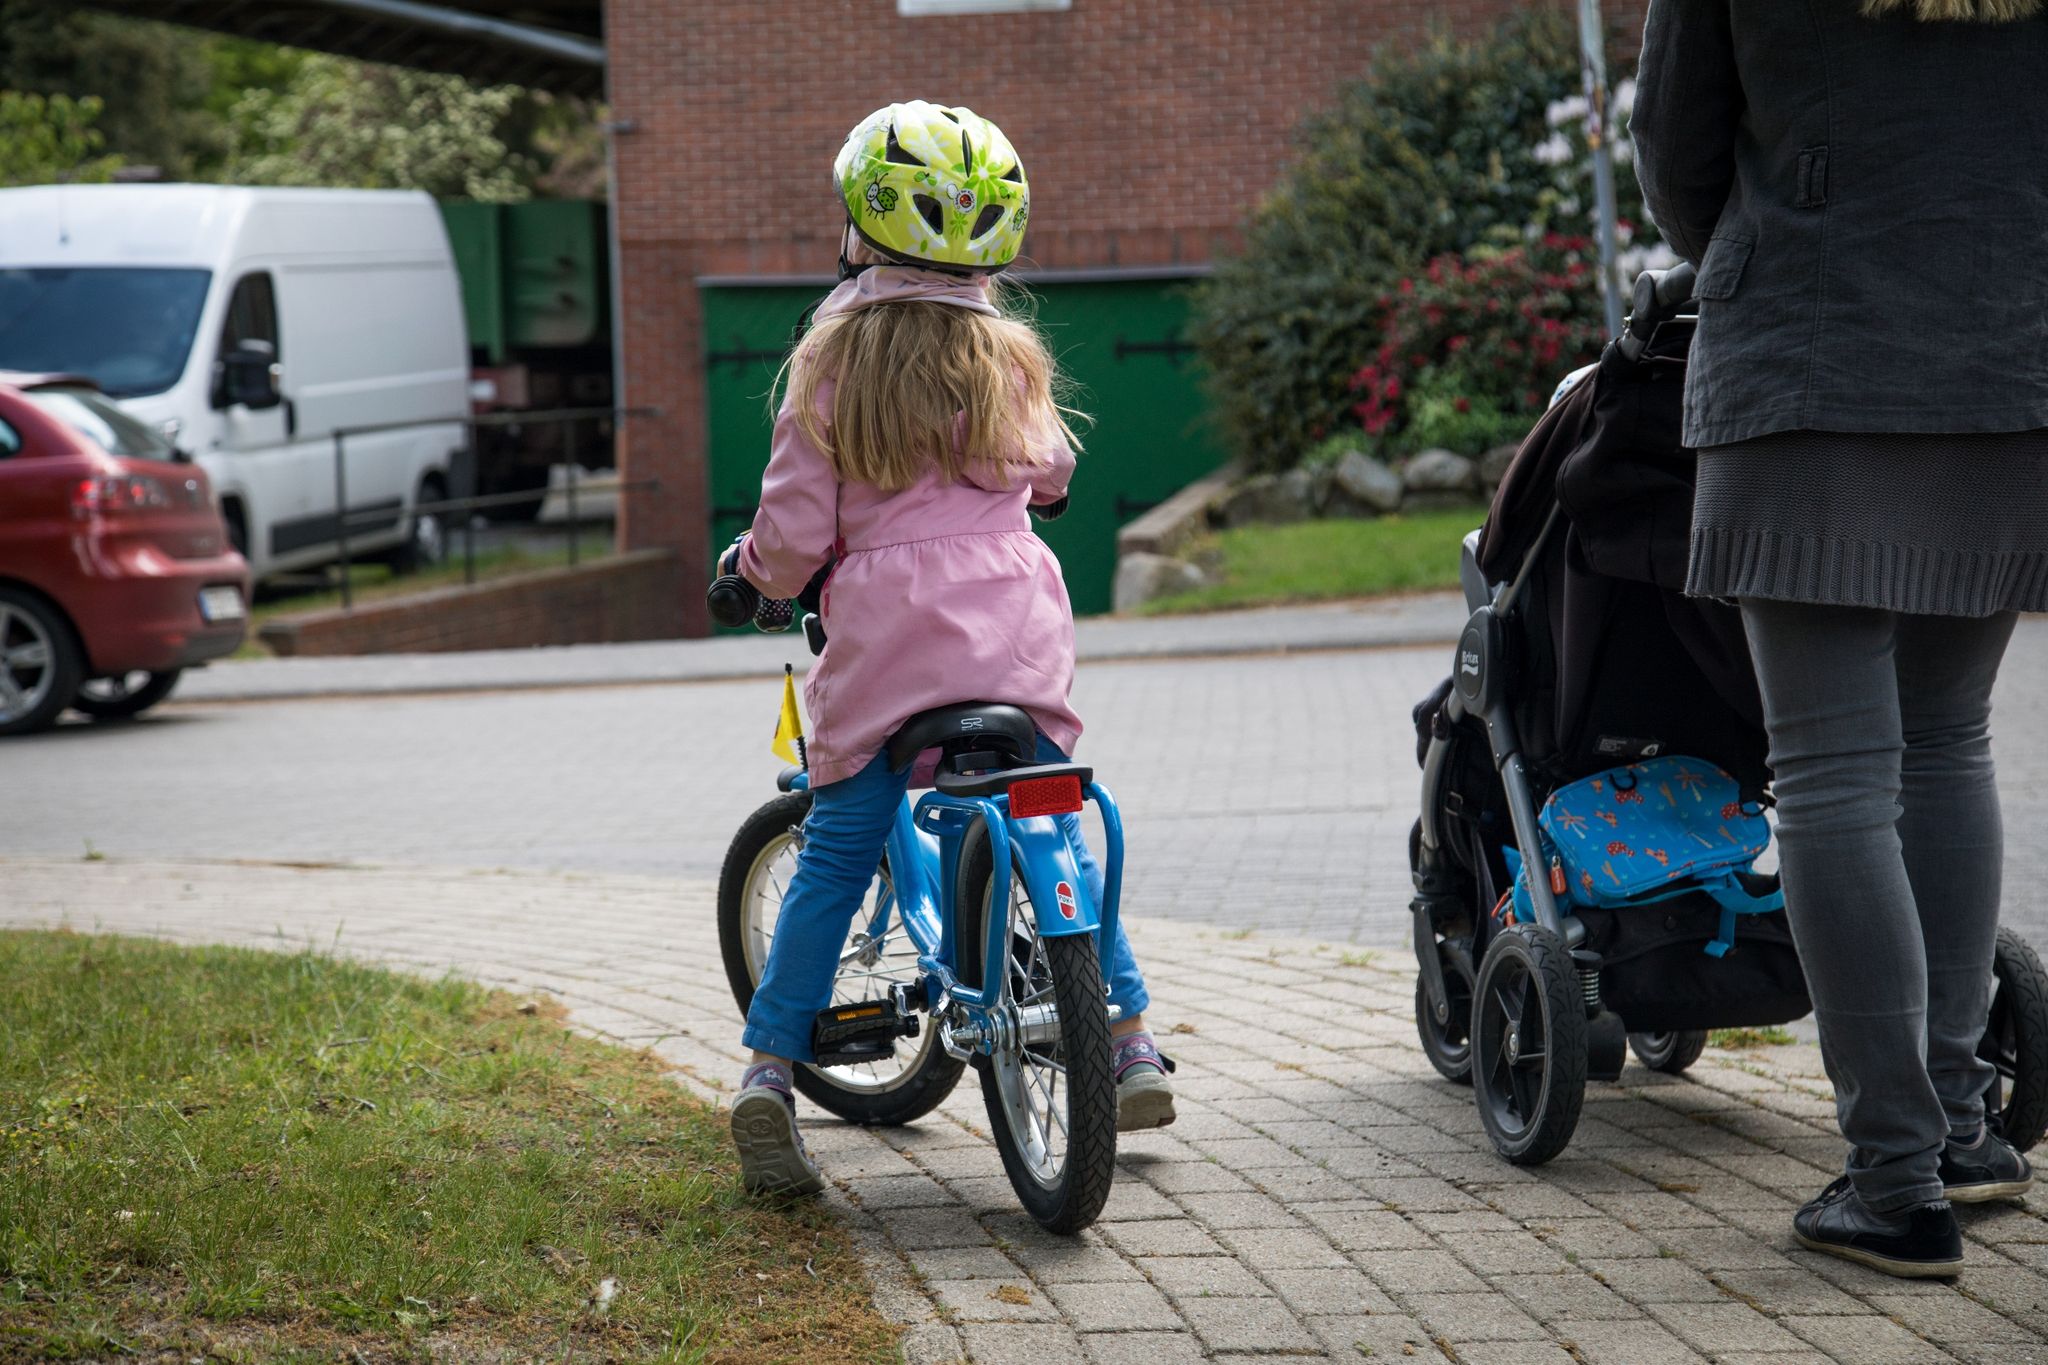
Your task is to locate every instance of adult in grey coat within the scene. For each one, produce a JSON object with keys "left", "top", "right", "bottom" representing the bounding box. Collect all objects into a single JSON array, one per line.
[{"left": 1633, "top": 0, "right": 2047, "bottom": 1278}]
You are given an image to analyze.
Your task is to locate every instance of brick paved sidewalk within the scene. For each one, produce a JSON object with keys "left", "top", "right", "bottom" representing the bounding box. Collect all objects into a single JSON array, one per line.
[{"left": 8, "top": 856, "right": 2048, "bottom": 1364}]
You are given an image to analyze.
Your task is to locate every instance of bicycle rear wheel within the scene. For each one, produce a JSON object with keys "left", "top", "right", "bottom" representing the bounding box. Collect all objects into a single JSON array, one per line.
[
  {"left": 957, "top": 818, "right": 1117, "bottom": 1233},
  {"left": 717, "top": 792, "right": 963, "bottom": 1125}
]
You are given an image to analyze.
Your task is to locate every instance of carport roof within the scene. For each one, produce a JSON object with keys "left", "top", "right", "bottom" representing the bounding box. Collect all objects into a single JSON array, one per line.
[{"left": 76, "top": 0, "right": 605, "bottom": 98}]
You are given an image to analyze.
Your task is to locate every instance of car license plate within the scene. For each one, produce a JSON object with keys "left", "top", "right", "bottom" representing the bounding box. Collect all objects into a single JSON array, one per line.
[{"left": 199, "top": 586, "right": 246, "bottom": 623}]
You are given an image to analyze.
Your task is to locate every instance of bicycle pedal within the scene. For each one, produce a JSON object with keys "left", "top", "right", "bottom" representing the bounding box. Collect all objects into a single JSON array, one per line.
[{"left": 811, "top": 997, "right": 919, "bottom": 1069}]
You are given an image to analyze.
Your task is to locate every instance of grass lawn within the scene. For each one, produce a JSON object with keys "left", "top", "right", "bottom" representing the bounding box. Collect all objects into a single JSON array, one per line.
[
  {"left": 0, "top": 930, "right": 896, "bottom": 1364},
  {"left": 1138, "top": 506, "right": 1489, "bottom": 615}
]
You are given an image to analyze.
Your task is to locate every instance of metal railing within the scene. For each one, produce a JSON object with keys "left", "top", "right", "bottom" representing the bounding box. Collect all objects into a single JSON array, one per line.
[{"left": 324, "top": 404, "right": 659, "bottom": 609}]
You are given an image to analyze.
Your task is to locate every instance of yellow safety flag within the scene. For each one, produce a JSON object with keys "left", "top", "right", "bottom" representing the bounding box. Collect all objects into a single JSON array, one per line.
[{"left": 771, "top": 664, "right": 806, "bottom": 767}]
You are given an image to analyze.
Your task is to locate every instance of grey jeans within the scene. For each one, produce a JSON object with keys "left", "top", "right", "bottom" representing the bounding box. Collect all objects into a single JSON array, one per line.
[{"left": 1742, "top": 600, "right": 2017, "bottom": 1212}]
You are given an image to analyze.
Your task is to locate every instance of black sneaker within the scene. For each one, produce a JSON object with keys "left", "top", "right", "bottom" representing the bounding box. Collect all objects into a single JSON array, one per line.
[
  {"left": 1792, "top": 1176, "right": 1962, "bottom": 1279},
  {"left": 1941, "top": 1129, "right": 2035, "bottom": 1203}
]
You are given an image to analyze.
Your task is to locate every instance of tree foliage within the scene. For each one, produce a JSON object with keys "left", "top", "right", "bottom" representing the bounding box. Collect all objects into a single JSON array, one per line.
[
  {"left": 0, "top": 92, "right": 121, "bottom": 187},
  {"left": 1187, "top": 12, "right": 1651, "bottom": 472},
  {"left": 222, "top": 56, "right": 532, "bottom": 201}
]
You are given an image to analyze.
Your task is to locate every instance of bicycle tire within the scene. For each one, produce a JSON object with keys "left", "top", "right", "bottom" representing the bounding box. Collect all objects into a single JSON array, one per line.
[
  {"left": 717, "top": 792, "right": 964, "bottom": 1125},
  {"left": 957, "top": 817, "right": 1117, "bottom": 1233}
]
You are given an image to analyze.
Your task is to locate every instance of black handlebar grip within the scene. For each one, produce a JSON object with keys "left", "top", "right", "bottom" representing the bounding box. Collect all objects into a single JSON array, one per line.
[
  {"left": 1033, "top": 495, "right": 1070, "bottom": 522},
  {"left": 706, "top": 573, "right": 761, "bottom": 627},
  {"left": 753, "top": 595, "right": 796, "bottom": 633},
  {"left": 1655, "top": 261, "right": 1699, "bottom": 308}
]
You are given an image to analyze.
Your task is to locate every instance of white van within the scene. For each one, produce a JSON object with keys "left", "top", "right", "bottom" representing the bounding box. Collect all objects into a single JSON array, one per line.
[{"left": 0, "top": 185, "right": 468, "bottom": 580}]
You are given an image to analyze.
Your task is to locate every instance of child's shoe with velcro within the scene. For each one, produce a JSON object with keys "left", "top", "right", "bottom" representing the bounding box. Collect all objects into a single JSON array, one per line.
[
  {"left": 1112, "top": 1031, "right": 1177, "bottom": 1133},
  {"left": 1941, "top": 1127, "right": 2034, "bottom": 1203},
  {"left": 731, "top": 1062, "right": 825, "bottom": 1196}
]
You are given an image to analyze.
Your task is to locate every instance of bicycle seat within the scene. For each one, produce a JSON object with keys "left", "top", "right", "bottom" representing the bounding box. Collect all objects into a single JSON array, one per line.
[{"left": 885, "top": 702, "right": 1036, "bottom": 772}]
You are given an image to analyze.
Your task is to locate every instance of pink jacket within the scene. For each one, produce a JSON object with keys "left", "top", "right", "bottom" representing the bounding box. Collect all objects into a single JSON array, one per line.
[{"left": 737, "top": 268, "right": 1082, "bottom": 787}]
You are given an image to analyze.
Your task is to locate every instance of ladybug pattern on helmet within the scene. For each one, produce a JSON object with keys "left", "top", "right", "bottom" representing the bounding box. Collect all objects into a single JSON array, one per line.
[{"left": 865, "top": 181, "right": 899, "bottom": 215}]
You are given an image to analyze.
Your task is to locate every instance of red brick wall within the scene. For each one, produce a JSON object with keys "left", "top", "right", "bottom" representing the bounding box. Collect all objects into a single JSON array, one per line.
[
  {"left": 601, "top": 0, "right": 1646, "bottom": 634},
  {"left": 256, "top": 550, "right": 684, "bottom": 656}
]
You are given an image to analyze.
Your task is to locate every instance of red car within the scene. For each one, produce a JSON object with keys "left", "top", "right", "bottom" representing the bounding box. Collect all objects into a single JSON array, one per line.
[{"left": 0, "top": 374, "right": 249, "bottom": 734}]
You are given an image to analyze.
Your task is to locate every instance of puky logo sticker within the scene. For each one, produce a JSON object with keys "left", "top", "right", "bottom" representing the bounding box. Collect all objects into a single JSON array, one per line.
[{"left": 1055, "top": 881, "right": 1077, "bottom": 919}]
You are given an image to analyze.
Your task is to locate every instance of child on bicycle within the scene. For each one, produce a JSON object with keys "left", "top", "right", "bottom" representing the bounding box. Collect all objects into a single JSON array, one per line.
[{"left": 720, "top": 100, "right": 1175, "bottom": 1195}]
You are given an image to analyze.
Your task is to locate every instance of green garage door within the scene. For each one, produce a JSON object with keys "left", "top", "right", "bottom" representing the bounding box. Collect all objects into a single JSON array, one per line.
[{"left": 701, "top": 271, "right": 1227, "bottom": 616}]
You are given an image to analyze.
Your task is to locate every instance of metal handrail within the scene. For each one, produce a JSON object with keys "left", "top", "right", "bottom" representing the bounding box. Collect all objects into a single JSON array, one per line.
[{"left": 324, "top": 404, "right": 659, "bottom": 608}]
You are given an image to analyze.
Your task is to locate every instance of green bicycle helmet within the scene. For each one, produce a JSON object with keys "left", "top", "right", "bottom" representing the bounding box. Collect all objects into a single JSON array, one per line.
[{"left": 834, "top": 100, "right": 1030, "bottom": 273}]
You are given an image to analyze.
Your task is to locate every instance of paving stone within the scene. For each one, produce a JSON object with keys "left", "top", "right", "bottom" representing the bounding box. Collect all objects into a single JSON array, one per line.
[
  {"left": 1782, "top": 1314, "right": 1957, "bottom": 1363},
  {"left": 1712, "top": 1265, "right": 1869, "bottom": 1316},
  {"left": 899, "top": 1320, "right": 967, "bottom": 1364},
  {"left": 1131, "top": 1158, "right": 1253, "bottom": 1194},
  {"left": 1452, "top": 1230, "right": 1572, "bottom": 1276},
  {"left": 1555, "top": 1318, "right": 1710, "bottom": 1365},
  {"left": 1490, "top": 1271, "right": 1642, "bottom": 1323},
  {"left": 1100, "top": 1218, "right": 1227, "bottom": 1258},
  {"left": 1136, "top": 1255, "right": 1271, "bottom": 1299},
  {"left": 1531, "top": 1217, "right": 1664, "bottom": 1262},
  {"left": 928, "top": 1278, "right": 1060, "bottom": 1323},
  {"left": 1212, "top": 1225, "right": 1349, "bottom": 1269},
  {"left": 1078, "top": 1331, "right": 1208, "bottom": 1365},
  {"left": 1578, "top": 1257, "right": 1730, "bottom": 1304},
  {"left": 1356, "top": 1248, "right": 1490, "bottom": 1295},
  {"left": 877, "top": 1206, "right": 995, "bottom": 1248},
  {"left": 1407, "top": 1291, "right": 1549, "bottom": 1342},
  {"left": 1008, "top": 1242, "right": 1143, "bottom": 1284},
  {"left": 1178, "top": 1294, "right": 1318, "bottom": 1353},
  {"left": 1172, "top": 1191, "right": 1302, "bottom": 1229},
  {"left": 1866, "top": 1291, "right": 2046, "bottom": 1344},
  {"left": 1454, "top": 1344, "right": 1581, "bottom": 1365},
  {"left": 1295, "top": 1204, "right": 1435, "bottom": 1252},
  {"left": 1306, "top": 1312, "right": 1436, "bottom": 1359},
  {"left": 1042, "top": 1280, "right": 1182, "bottom": 1333},
  {"left": 957, "top": 1322, "right": 1083, "bottom": 1364},
  {"left": 1263, "top": 1267, "right": 1399, "bottom": 1316},
  {"left": 906, "top": 1246, "right": 1019, "bottom": 1282},
  {"left": 1645, "top": 1301, "right": 1813, "bottom": 1354},
  {"left": 1945, "top": 1343, "right": 2048, "bottom": 1365}
]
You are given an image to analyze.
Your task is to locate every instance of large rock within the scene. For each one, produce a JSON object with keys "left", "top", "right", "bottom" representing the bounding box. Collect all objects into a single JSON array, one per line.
[
  {"left": 1331, "top": 449, "right": 1404, "bottom": 514},
  {"left": 1113, "top": 552, "right": 1207, "bottom": 612},
  {"left": 1480, "top": 442, "right": 1519, "bottom": 488},
  {"left": 1215, "top": 472, "right": 1315, "bottom": 528},
  {"left": 1404, "top": 448, "right": 1479, "bottom": 495}
]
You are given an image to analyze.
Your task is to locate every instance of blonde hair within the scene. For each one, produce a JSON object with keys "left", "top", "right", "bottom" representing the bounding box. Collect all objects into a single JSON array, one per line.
[
  {"left": 782, "top": 287, "right": 1084, "bottom": 493},
  {"left": 1863, "top": 0, "right": 2040, "bottom": 19}
]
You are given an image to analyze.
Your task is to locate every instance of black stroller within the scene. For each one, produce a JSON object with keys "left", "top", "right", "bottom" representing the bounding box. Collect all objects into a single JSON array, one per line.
[{"left": 1410, "top": 264, "right": 2048, "bottom": 1165}]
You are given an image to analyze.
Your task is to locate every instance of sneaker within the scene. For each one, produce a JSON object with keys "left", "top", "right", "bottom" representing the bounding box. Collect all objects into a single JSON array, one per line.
[
  {"left": 730, "top": 1063, "right": 825, "bottom": 1196},
  {"left": 1792, "top": 1175, "right": 1962, "bottom": 1279},
  {"left": 1112, "top": 1031, "right": 1177, "bottom": 1133},
  {"left": 1942, "top": 1127, "right": 2035, "bottom": 1203}
]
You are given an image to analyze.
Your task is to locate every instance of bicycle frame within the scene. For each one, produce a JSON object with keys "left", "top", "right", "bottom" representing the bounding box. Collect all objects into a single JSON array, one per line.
[{"left": 784, "top": 769, "right": 1126, "bottom": 1051}]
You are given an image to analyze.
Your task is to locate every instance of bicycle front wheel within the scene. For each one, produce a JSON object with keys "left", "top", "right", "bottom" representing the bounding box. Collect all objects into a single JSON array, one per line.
[{"left": 956, "top": 819, "right": 1117, "bottom": 1233}]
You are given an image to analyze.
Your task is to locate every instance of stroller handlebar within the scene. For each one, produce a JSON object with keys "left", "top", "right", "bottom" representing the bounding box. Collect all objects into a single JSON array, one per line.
[{"left": 1618, "top": 262, "right": 1699, "bottom": 361}]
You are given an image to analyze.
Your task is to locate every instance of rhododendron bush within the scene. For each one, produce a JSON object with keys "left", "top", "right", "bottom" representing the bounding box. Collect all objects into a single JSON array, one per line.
[{"left": 1188, "top": 13, "right": 1668, "bottom": 472}]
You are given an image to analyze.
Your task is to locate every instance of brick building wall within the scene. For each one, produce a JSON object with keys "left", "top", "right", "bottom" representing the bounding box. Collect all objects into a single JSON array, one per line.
[{"left": 600, "top": 0, "right": 1646, "bottom": 635}]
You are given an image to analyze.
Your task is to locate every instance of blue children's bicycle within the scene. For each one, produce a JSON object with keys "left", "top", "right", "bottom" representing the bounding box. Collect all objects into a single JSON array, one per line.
[{"left": 707, "top": 572, "right": 1124, "bottom": 1232}]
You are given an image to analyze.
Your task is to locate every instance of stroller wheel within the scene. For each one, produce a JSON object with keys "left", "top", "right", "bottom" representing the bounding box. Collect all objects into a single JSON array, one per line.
[
  {"left": 1980, "top": 927, "right": 2048, "bottom": 1153},
  {"left": 1416, "top": 950, "right": 1477, "bottom": 1085},
  {"left": 1628, "top": 1030, "right": 1709, "bottom": 1076},
  {"left": 1471, "top": 923, "right": 1587, "bottom": 1165}
]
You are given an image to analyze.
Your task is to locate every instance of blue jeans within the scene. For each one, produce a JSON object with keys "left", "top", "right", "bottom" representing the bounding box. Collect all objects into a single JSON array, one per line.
[{"left": 743, "top": 734, "right": 1151, "bottom": 1062}]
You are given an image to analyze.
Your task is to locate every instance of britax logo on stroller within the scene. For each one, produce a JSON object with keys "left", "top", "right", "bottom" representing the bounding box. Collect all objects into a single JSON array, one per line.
[{"left": 1407, "top": 264, "right": 2048, "bottom": 1167}]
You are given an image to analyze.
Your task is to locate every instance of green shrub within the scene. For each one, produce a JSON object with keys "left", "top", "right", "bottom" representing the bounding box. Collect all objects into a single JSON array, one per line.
[
  {"left": 1350, "top": 237, "right": 1609, "bottom": 457},
  {"left": 1188, "top": 12, "right": 1657, "bottom": 472}
]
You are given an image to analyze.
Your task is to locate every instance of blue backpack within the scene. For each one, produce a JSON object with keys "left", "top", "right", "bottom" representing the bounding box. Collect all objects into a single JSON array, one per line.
[{"left": 1506, "top": 756, "right": 1783, "bottom": 956}]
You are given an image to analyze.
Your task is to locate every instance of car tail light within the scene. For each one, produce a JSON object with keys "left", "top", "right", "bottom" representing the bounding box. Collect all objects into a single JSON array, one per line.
[
  {"left": 73, "top": 474, "right": 175, "bottom": 518},
  {"left": 1008, "top": 774, "right": 1085, "bottom": 818}
]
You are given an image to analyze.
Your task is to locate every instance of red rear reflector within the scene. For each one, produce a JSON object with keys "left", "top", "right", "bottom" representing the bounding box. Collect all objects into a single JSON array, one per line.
[{"left": 1008, "top": 774, "right": 1084, "bottom": 818}]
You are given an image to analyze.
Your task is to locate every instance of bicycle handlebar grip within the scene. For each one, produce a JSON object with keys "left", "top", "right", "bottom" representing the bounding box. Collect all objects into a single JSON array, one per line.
[
  {"left": 753, "top": 595, "right": 796, "bottom": 633},
  {"left": 706, "top": 573, "right": 761, "bottom": 627}
]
